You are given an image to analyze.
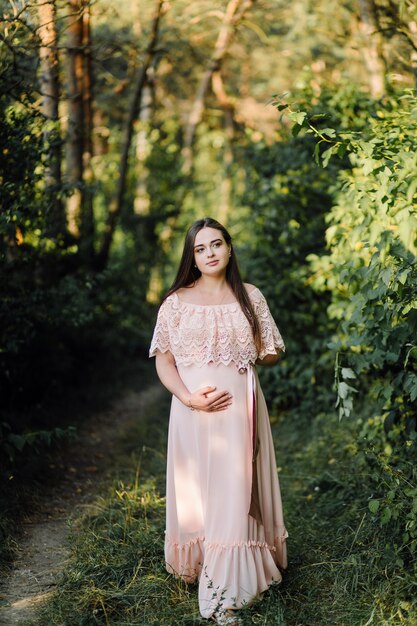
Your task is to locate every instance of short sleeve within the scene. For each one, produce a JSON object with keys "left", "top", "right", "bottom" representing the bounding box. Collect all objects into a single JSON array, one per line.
[
  {"left": 250, "top": 288, "right": 285, "bottom": 359},
  {"left": 149, "top": 298, "right": 172, "bottom": 357}
]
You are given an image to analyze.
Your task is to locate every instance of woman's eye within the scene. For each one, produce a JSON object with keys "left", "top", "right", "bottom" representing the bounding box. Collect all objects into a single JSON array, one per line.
[
  {"left": 195, "top": 248, "right": 204, "bottom": 254},
  {"left": 213, "top": 242, "right": 221, "bottom": 248}
]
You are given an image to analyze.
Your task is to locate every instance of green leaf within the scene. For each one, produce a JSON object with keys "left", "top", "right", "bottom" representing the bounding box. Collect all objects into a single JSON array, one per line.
[
  {"left": 369, "top": 499, "right": 380, "bottom": 514},
  {"left": 291, "top": 123, "right": 303, "bottom": 137},
  {"left": 404, "top": 373, "right": 417, "bottom": 402},
  {"left": 319, "top": 128, "right": 336, "bottom": 138},
  {"left": 337, "top": 381, "right": 349, "bottom": 399},
  {"left": 337, "top": 143, "right": 347, "bottom": 158},
  {"left": 380, "top": 267, "right": 392, "bottom": 286},
  {"left": 341, "top": 367, "right": 356, "bottom": 379},
  {"left": 404, "top": 345, "right": 417, "bottom": 367},
  {"left": 381, "top": 507, "right": 392, "bottom": 525},
  {"left": 288, "top": 110, "right": 307, "bottom": 126},
  {"left": 363, "top": 158, "right": 377, "bottom": 176},
  {"left": 322, "top": 145, "right": 336, "bottom": 168},
  {"left": 7, "top": 434, "right": 26, "bottom": 452},
  {"left": 313, "top": 141, "right": 321, "bottom": 165}
]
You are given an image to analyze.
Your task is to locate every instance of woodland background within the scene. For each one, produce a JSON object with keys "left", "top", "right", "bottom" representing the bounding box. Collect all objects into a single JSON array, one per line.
[{"left": 1, "top": 0, "right": 417, "bottom": 624}]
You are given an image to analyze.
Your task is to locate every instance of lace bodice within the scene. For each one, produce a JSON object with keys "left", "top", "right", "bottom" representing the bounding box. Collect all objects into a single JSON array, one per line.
[{"left": 149, "top": 287, "right": 285, "bottom": 370}]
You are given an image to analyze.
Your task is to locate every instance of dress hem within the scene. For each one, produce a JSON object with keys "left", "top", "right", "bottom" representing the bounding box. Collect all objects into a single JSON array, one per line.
[{"left": 165, "top": 529, "right": 289, "bottom": 552}]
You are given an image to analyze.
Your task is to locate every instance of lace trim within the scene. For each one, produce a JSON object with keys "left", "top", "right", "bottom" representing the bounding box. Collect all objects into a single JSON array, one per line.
[{"left": 149, "top": 287, "right": 285, "bottom": 367}]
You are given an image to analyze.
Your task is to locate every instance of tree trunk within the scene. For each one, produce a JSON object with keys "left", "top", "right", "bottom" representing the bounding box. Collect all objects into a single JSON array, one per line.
[
  {"left": 81, "top": 0, "right": 95, "bottom": 262},
  {"left": 95, "top": 0, "right": 165, "bottom": 272},
  {"left": 37, "top": 0, "right": 64, "bottom": 236},
  {"left": 211, "top": 70, "right": 235, "bottom": 225},
  {"left": 358, "top": 0, "right": 386, "bottom": 97},
  {"left": 132, "top": 0, "right": 152, "bottom": 216},
  {"left": 182, "top": 0, "right": 255, "bottom": 174},
  {"left": 66, "top": 0, "right": 84, "bottom": 239},
  {"left": 386, "top": 0, "right": 417, "bottom": 88},
  {"left": 133, "top": 74, "right": 154, "bottom": 216}
]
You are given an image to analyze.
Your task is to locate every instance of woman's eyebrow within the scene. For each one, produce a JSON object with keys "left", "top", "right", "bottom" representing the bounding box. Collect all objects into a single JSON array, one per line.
[{"left": 194, "top": 238, "right": 222, "bottom": 249}]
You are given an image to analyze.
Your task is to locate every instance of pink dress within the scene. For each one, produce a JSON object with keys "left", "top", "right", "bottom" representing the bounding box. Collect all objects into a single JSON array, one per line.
[{"left": 149, "top": 287, "right": 288, "bottom": 619}]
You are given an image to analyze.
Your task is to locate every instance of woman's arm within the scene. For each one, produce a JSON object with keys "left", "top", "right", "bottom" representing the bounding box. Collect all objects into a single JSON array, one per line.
[
  {"left": 255, "top": 352, "right": 282, "bottom": 367},
  {"left": 155, "top": 350, "right": 232, "bottom": 412},
  {"left": 246, "top": 284, "right": 285, "bottom": 367}
]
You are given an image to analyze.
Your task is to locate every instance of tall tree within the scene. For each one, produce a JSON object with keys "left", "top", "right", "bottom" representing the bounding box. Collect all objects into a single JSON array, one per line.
[
  {"left": 182, "top": 0, "right": 255, "bottom": 174},
  {"left": 358, "top": 0, "right": 387, "bottom": 97},
  {"left": 37, "top": 0, "right": 64, "bottom": 236},
  {"left": 81, "top": 0, "right": 95, "bottom": 262},
  {"left": 375, "top": 0, "right": 417, "bottom": 87},
  {"left": 64, "top": 0, "right": 94, "bottom": 262},
  {"left": 133, "top": 72, "right": 154, "bottom": 216},
  {"left": 95, "top": 0, "right": 166, "bottom": 272},
  {"left": 131, "top": 0, "right": 155, "bottom": 217},
  {"left": 66, "top": 0, "right": 85, "bottom": 239},
  {"left": 211, "top": 69, "right": 235, "bottom": 225}
]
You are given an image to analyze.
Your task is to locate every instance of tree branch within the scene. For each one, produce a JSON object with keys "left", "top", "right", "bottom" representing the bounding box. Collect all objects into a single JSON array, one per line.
[{"left": 182, "top": 0, "right": 255, "bottom": 174}]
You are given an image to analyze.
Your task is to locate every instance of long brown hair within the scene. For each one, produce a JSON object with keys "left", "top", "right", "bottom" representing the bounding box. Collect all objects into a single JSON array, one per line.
[{"left": 164, "top": 217, "right": 262, "bottom": 352}]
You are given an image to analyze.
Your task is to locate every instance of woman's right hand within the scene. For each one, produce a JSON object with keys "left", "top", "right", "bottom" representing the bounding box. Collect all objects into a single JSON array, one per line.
[{"left": 187, "top": 386, "right": 232, "bottom": 412}]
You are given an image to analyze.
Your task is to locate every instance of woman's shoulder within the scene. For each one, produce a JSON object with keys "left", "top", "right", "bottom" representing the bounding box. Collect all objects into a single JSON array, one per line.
[
  {"left": 174, "top": 287, "right": 188, "bottom": 299},
  {"left": 161, "top": 287, "right": 197, "bottom": 307},
  {"left": 244, "top": 283, "right": 260, "bottom": 297},
  {"left": 158, "top": 291, "right": 178, "bottom": 310}
]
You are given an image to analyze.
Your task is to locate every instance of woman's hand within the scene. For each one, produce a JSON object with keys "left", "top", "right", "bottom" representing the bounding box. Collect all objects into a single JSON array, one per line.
[
  {"left": 155, "top": 351, "right": 232, "bottom": 412},
  {"left": 188, "top": 386, "right": 232, "bottom": 412}
]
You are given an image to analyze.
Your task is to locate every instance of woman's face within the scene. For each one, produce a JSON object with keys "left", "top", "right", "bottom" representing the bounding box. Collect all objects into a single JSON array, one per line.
[{"left": 193, "top": 227, "right": 231, "bottom": 277}]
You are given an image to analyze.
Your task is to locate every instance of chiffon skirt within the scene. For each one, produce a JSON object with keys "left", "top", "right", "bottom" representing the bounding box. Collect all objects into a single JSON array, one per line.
[{"left": 165, "top": 363, "right": 288, "bottom": 619}]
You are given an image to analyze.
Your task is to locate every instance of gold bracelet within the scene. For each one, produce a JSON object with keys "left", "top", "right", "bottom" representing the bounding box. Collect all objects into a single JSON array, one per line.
[{"left": 188, "top": 395, "right": 195, "bottom": 411}]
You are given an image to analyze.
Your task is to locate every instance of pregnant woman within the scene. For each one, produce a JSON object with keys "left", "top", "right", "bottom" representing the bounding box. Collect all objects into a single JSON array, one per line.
[{"left": 149, "top": 217, "right": 288, "bottom": 625}]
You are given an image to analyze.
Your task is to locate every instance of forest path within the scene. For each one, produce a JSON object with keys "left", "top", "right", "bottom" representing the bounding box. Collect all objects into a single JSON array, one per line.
[{"left": 0, "top": 382, "right": 163, "bottom": 626}]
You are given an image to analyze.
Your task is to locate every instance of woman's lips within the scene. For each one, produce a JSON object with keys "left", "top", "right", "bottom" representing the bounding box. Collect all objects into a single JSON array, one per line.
[{"left": 206, "top": 260, "right": 219, "bottom": 266}]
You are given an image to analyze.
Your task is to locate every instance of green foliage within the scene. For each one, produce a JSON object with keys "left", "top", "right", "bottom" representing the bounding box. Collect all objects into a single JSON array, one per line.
[
  {"left": 274, "top": 408, "right": 417, "bottom": 625},
  {"left": 237, "top": 130, "right": 333, "bottom": 412},
  {"left": 0, "top": 422, "right": 76, "bottom": 464},
  {"left": 0, "top": 94, "right": 152, "bottom": 469},
  {"left": 294, "top": 93, "right": 417, "bottom": 437},
  {"left": 365, "top": 446, "right": 417, "bottom": 562},
  {"left": 237, "top": 86, "right": 381, "bottom": 414},
  {"left": 0, "top": 104, "right": 44, "bottom": 246},
  {"left": 265, "top": 90, "right": 417, "bottom": 607}
]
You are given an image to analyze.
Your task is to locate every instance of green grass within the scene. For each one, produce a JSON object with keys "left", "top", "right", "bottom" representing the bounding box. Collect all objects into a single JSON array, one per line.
[
  {"left": 272, "top": 410, "right": 417, "bottom": 626},
  {"left": 30, "top": 385, "right": 417, "bottom": 626}
]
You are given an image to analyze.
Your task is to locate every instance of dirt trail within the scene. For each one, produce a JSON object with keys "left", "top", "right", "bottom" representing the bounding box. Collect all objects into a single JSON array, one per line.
[{"left": 0, "top": 384, "right": 163, "bottom": 625}]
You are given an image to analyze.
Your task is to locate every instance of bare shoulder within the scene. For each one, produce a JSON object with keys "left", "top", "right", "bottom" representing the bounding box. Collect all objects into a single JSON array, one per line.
[
  {"left": 244, "top": 282, "right": 257, "bottom": 295},
  {"left": 175, "top": 285, "right": 198, "bottom": 303}
]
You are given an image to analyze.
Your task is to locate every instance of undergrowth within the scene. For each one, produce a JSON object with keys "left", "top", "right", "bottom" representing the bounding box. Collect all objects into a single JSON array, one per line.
[
  {"left": 29, "top": 385, "right": 417, "bottom": 626},
  {"left": 0, "top": 359, "right": 153, "bottom": 569},
  {"left": 272, "top": 408, "right": 417, "bottom": 626}
]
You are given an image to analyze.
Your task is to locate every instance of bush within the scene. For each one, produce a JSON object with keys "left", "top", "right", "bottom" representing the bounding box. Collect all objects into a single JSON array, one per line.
[
  {"left": 274, "top": 89, "right": 417, "bottom": 581},
  {"left": 236, "top": 86, "right": 381, "bottom": 415}
]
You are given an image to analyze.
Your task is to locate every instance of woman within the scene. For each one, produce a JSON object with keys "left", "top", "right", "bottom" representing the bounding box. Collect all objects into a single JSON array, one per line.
[{"left": 149, "top": 217, "right": 287, "bottom": 625}]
